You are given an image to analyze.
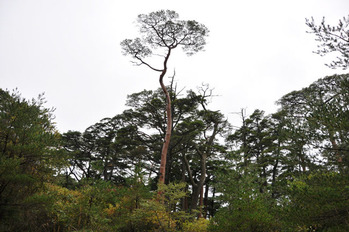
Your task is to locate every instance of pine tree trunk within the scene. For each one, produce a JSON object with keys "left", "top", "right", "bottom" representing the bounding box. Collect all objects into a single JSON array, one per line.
[
  {"left": 158, "top": 49, "right": 172, "bottom": 184},
  {"left": 204, "top": 183, "right": 209, "bottom": 218}
]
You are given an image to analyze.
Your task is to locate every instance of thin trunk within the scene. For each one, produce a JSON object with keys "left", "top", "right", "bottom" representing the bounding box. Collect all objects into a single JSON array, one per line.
[
  {"left": 183, "top": 189, "right": 188, "bottom": 211},
  {"left": 211, "top": 187, "right": 216, "bottom": 217},
  {"left": 271, "top": 158, "right": 279, "bottom": 198},
  {"left": 204, "top": 183, "right": 209, "bottom": 218},
  {"left": 183, "top": 153, "right": 200, "bottom": 210},
  {"left": 271, "top": 139, "right": 280, "bottom": 199},
  {"left": 200, "top": 186, "right": 204, "bottom": 207},
  {"left": 186, "top": 148, "right": 208, "bottom": 211},
  {"left": 198, "top": 185, "right": 204, "bottom": 218},
  {"left": 164, "top": 148, "right": 172, "bottom": 184},
  {"left": 158, "top": 48, "right": 172, "bottom": 185},
  {"left": 191, "top": 186, "right": 201, "bottom": 211},
  {"left": 181, "top": 161, "right": 188, "bottom": 211}
]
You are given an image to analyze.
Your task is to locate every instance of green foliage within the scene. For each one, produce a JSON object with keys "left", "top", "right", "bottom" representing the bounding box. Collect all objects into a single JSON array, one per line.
[
  {"left": 219, "top": 74, "right": 349, "bottom": 231},
  {"left": 1, "top": 70, "right": 348, "bottom": 231},
  {"left": 129, "top": 182, "right": 191, "bottom": 232},
  {"left": 0, "top": 89, "right": 61, "bottom": 231},
  {"left": 183, "top": 218, "right": 209, "bottom": 232},
  {"left": 210, "top": 169, "right": 279, "bottom": 232},
  {"left": 278, "top": 74, "right": 349, "bottom": 171},
  {"left": 32, "top": 176, "right": 151, "bottom": 232},
  {"left": 283, "top": 171, "right": 349, "bottom": 231}
]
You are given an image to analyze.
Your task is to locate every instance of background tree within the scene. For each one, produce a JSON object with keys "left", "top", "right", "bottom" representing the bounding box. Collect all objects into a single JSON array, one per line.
[
  {"left": 0, "top": 89, "right": 61, "bottom": 231},
  {"left": 278, "top": 74, "right": 349, "bottom": 170},
  {"left": 62, "top": 114, "right": 147, "bottom": 185},
  {"left": 306, "top": 15, "right": 349, "bottom": 69},
  {"left": 213, "top": 73, "right": 349, "bottom": 231},
  {"left": 284, "top": 171, "right": 349, "bottom": 231},
  {"left": 121, "top": 10, "right": 209, "bottom": 184}
]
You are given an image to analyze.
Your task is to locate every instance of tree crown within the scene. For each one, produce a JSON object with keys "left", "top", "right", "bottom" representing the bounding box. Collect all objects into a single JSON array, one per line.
[{"left": 121, "top": 9, "right": 209, "bottom": 68}]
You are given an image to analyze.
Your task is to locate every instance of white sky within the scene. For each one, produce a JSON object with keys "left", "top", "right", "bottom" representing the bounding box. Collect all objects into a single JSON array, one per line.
[{"left": 1, "top": 0, "right": 348, "bottom": 133}]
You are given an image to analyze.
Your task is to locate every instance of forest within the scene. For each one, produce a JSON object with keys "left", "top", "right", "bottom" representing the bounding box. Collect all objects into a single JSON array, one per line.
[{"left": 1, "top": 10, "right": 349, "bottom": 232}]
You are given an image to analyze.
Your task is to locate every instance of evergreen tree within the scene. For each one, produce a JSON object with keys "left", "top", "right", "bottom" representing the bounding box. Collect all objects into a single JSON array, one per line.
[{"left": 0, "top": 89, "right": 60, "bottom": 231}]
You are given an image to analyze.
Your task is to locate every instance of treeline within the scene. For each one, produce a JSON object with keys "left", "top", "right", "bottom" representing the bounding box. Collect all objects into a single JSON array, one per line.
[{"left": 0, "top": 73, "right": 348, "bottom": 231}]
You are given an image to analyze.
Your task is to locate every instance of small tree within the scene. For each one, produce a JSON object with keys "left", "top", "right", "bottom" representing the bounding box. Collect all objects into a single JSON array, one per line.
[
  {"left": 306, "top": 15, "right": 349, "bottom": 69},
  {"left": 121, "top": 10, "right": 209, "bottom": 184}
]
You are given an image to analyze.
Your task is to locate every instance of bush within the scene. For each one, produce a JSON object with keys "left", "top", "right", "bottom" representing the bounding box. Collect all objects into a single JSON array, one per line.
[{"left": 183, "top": 218, "right": 209, "bottom": 232}]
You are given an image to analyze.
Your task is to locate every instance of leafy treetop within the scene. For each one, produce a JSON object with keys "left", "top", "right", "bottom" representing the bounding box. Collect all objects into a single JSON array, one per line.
[{"left": 121, "top": 9, "right": 209, "bottom": 71}]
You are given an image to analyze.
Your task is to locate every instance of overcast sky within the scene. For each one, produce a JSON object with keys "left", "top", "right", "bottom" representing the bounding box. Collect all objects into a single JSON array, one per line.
[{"left": 1, "top": 0, "right": 348, "bottom": 133}]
